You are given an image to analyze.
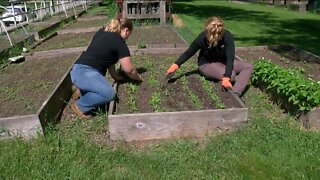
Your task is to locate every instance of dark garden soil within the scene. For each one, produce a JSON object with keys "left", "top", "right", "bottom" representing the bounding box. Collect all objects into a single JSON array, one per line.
[
  {"left": 33, "top": 32, "right": 95, "bottom": 51},
  {"left": 0, "top": 55, "right": 77, "bottom": 118},
  {"left": 236, "top": 48, "right": 320, "bottom": 81},
  {"left": 127, "top": 26, "right": 186, "bottom": 46},
  {"left": 114, "top": 54, "right": 241, "bottom": 115},
  {"left": 64, "top": 19, "right": 107, "bottom": 30}
]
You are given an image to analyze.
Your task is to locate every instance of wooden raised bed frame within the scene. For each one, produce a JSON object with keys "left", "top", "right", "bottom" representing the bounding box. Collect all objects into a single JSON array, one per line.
[
  {"left": 108, "top": 54, "right": 248, "bottom": 142},
  {"left": 0, "top": 54, "right": 77, "bottom": 138},
  {"left": 236, "top": 44, "right": 320, "bottom": 129}
]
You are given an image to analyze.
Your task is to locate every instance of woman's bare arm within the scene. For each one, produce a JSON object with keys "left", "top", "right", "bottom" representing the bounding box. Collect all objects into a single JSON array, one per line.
[
  {"left": 108, "top": 64, "right": 124, "bottom": 82},
  {"left": 119, "top": 56, "right": 142, "bottom": 82}
]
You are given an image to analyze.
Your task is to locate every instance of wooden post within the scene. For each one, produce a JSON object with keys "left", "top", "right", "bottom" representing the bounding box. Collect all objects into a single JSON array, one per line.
[
  {"left": 123, "top": 1, "right": 128, "bottom": 18},
  {"left": 160, "top": 0, "right": 165, "bottom": 25}
]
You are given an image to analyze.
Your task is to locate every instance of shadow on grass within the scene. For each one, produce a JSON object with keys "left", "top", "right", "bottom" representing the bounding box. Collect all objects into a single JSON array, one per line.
[{"left": 173, "top": 1, "right": 320, "bottom": 55}]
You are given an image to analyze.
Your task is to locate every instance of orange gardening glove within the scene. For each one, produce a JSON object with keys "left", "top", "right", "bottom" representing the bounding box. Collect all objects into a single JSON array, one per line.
[
  {"left": 166, "top": 64, "right": 179, "bottom": 75},
  {"left": 222, "top": 77, "right": 232, "bottom": 90}
]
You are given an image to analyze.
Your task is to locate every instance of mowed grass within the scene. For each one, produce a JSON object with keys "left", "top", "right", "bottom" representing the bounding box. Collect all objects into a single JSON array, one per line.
[
  {"left": 1, "top": 0, "right": 320, "bottom": 179},
  {"left": 173, "top": 0, "right": 320, "bottom": 55},
  {"left": 1, "top": 88, "right": 320, "bottom": 179}
]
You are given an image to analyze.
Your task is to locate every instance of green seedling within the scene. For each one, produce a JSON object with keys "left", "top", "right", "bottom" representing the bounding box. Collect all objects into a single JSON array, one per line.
[
  {"left": 137, "top": 42, "right": 147, "bottom": 49},
  {"left": 199, "top": 76, "right": 225, "bottom": 109},
  {"left": 128, "top": 83, "right": 138, "bottom": 94},
  {"left": 148, "top": 77, "right": 159, "bottom": 88},
  {"left": 181, "top": 75, "right": 203, "bottom": 110},
  {"left": 149, "top": 92, "right": 161, "bottom": 112}
]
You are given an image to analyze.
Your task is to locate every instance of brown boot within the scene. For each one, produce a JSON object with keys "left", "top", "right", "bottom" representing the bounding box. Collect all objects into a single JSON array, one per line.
[
  {"left": 71, "top": 102, "right": 91, "bottom": 119},
  {"left": 72, "top": 85, "right": 81, "bottom": 100}
]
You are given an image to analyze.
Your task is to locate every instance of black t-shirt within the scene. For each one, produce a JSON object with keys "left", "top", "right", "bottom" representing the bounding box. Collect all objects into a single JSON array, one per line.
[
  {"left": 75, "top": 28, "right": 130, "bottom": 76},
  {"left": 175, "top": 30, "right": 235, "bottom": 77}
]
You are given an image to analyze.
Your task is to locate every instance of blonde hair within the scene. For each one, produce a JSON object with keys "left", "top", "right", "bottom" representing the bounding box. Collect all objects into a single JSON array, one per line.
[
  {"left": 104, "top": 18, "right": 133, "bottom": 33},
  {"left": 205, "top": 17, "right": 224, "bottom": 47}
]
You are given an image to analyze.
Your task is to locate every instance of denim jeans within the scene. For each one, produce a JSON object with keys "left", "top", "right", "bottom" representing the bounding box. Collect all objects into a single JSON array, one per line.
[{"left": 70, "top": 64, "right": 116, "bottom": 113}]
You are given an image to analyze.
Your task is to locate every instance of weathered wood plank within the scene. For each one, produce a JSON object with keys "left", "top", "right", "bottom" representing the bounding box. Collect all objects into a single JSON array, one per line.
[
  {"left": 58, "top": 27, "right": 100, "bottom": 34},
  {"left": 308, "top": 108, "right": 320, "bottom": 129},
  {"left": 26, "top": 47, "right": 85, "bottom": 60},
  {"left": 77, "top": 16, "right": 105, "bottom": 21},
  {"left": 0, "top": 114, "right": 42, "bottom": 138},
  {"left": 109, "top": 108, "right": 248, "bottom": 141},
  {"left": 236, "top": 45, "right": 320, "bottom": 64},
  {"left": 37, "top": 73, "right": 73, "bottom": 129},
  {"left": 128, "top": 43, "right": 188, "bottom": 49},
  {"left": 130, "top": 47, "right": 187, "bottom": 55},
  {"left": 301, "top": 108, "right": 320, "bottom": 129}
]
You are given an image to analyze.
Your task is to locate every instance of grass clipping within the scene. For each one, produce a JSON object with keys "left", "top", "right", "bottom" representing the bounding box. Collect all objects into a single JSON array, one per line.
[{"left": 172, "top": 14, "right": 184, "bottom": 28}]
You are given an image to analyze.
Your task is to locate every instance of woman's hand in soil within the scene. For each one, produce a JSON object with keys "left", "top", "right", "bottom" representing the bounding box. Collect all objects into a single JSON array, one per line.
[
  {"left": 222, "top": 77, "right": 232, "bottom": 90},
  {"left": 136, "top": 73, "right": 143, "bottom": 82},
  {"left": 119, "top": 56, "right": 143, "bottom": 82},
  {"left": 166, "top": 63, "right": 179, "bottom": 75},
  {"left": 114, "top": 75, "right": 126, "bottom": 83}
]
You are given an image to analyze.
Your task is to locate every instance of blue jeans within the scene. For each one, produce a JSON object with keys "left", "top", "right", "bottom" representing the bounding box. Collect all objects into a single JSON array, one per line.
[{"left": 70, "top": 64, "right": 116, "bottom": 113}]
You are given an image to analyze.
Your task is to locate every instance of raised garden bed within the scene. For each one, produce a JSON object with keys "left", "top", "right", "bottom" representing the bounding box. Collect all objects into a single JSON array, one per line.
[
  {"left": 0, "top": 33, "right": 33, "bottom": 53},
  {"left": 236, "top": 45, "right": 320, "bottom": 81},
  {"left": 32, "top": 32, "right": 94, "bottom": 51},
  {"left": 64, "top": 18, "right": 107, "bottom": 30},
  {"left": 127, "top": 26, "right": 187, "bottom": 47},
  {"left": 109, "top": 54, "right": 247, "bottom": 141},
  {"left": 0, "top": 54, "right": 78, "bottom": 137},
  {"left": 236, "top": 45, "right": 320, "bottom": 129}
]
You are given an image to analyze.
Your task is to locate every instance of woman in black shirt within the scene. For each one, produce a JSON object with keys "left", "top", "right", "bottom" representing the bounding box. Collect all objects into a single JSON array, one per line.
[
  {"left": 70, "top": 18, "right": 142, "bottom": 119},
  {"left": 166, "top": 16, "right": 253, "bottom": 96}
]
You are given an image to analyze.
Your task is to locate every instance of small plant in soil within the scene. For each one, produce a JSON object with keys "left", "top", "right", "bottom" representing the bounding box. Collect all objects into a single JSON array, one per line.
[
  {"left": 149, "top": 91, "right": 161, "bottom": 112},
  {"left": 180, "top": 73, "right": 204, "bottom": 110},
  {"left": 142, "top": 58, "right": 154, "bottom": 68},
  {"left": 32, "top": 81, "right": 53, "bottom": 90},
  {"left": 59, "top": 42, "right": 65, "bottom": 48},
  {"left": 3, "top": 87, "right": 18, "bottom": 101},
  {"left": 199, "top": 76, "right": 225, "bottom": 109},
  {"left": 126, "top": 83, "right": 138, "bottom": 113},
  {"left": 115, "top": 54, "right": 234, "bottom": 114},
  {"left": 148, "top": 77, "right": 159, "bottom": 88},
  {"left": 24, "top": 103, "right": 37, "bottom": 113},
  {"left": 137, "top": 42, "right": 147, "bottom": 49}
]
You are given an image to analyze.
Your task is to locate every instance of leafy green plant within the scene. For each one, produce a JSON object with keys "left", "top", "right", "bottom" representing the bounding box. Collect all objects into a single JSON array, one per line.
[
  {"left": 142, "top": 57, "right": 154, "bottom": 68},
  {"left": 180, "top": 74, "right": 203, "bottom": 110},
  {"left": 147, "top": 77, "right": 158, "bottom": 88},
  {"left": 137, "top": 42, "right": 147, "bottom": 49},
  {"left": 126, "top": 83, "right": 138, "bottom": 113},
  {"left": 3, "top": 87, "right": 18, "bottom": 101},
  {"left": 251, "top": 60, "right": 320, "bottom": 111},
  {"left": 128, "top": 83, "right": 138, "bottom": 94},
  {"left": 149, "top": 92, "right": 161, "bottom": 112},
  {"left": 32, "top": 82, "right": 52, "bottom": 90},
  {"left": 127, "top": 96, "right": 137, "bottom": 113}
]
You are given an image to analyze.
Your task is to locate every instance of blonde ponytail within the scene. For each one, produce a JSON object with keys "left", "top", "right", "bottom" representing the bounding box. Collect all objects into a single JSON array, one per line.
[
  {"left": 205, "top": 17, "right": 224, "bottom": 47},
  {"left": 104, "top": 18, "right": 133, "bottom": 33},
  {"left": 104, "top": 19, "right": 121, "bottom": 33}
]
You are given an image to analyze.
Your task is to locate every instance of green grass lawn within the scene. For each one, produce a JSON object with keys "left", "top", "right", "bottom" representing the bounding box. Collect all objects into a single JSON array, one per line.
[
  {"left": 1, "top": 0, "right": 320, "bottom": 179},
  {"left": 173, "top": 0, "right": 320, "bottom": 55}
]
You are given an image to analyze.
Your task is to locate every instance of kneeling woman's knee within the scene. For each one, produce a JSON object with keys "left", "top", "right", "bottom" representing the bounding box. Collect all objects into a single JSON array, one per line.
[
  {"left": 247, "top": 63, "right": 254, "bottom": 71},
  {"left": 102, "top": 89, "right": 116, "bottom": 103}
]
